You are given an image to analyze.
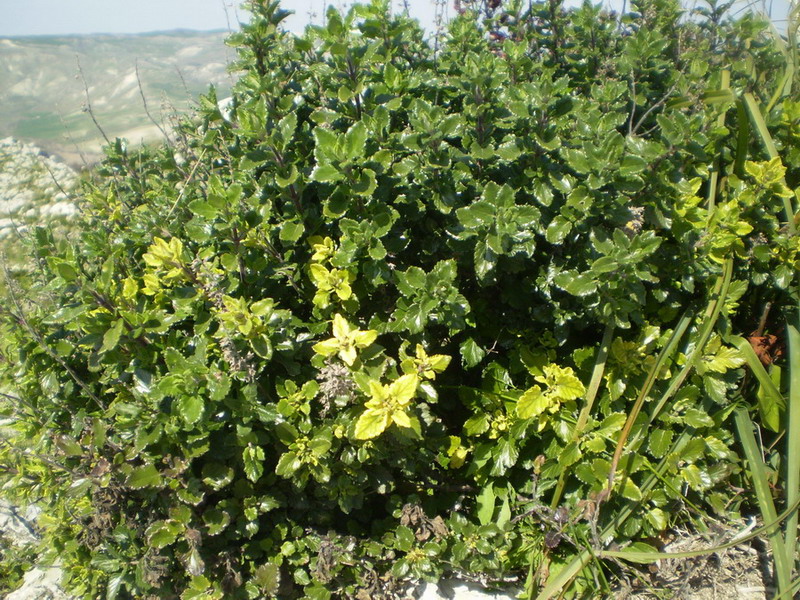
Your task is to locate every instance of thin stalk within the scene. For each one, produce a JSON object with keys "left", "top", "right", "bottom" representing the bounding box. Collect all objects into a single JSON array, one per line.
[
  {"left": 734, "top": 407, "right": 793, "bottom": 596},
  {"left": 785, "top": 320, "right": 800, "bottom": 570},
  {"left": 549, "top": 322, "right": 614, "bottom": 509}
]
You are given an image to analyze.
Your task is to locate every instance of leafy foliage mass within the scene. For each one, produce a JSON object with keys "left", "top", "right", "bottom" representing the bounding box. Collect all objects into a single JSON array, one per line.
[{"left": 1, "top": 0, "right": 799, "bottom": 598}]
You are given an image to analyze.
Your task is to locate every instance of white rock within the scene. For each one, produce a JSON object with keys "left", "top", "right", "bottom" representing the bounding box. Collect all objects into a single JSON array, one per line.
[
  {"left": 4, "top": 564, "right": 72, "bottom": 600},
  {"left": 417, "top": 580, "right": 521, "bottom": 600},
  {"left": 0, "top": 501, "right": 40, "bottom": 546}
]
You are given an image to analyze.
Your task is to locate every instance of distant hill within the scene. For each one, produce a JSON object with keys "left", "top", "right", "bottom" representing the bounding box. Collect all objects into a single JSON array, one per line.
[{"left": 0, "top": 30, "right": 235, "bottom": 167}]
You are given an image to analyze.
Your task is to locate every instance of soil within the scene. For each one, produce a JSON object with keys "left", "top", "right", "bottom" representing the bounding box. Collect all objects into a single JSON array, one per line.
[{"left": 618, "top": 524, "right": 774, "bottom": 600}]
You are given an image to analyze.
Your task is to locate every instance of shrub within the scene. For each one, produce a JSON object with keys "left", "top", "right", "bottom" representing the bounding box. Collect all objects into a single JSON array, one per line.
[{"left": 1, "top": 0, "right": 798, "bottom": 598}]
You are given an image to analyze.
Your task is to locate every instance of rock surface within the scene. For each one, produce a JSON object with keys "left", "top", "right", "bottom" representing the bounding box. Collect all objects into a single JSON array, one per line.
[
  {"left": 417, "top": 580, "right": 521, "bottom": 599},
  {"left": 0, "top": 501, "right": 74, "bottom": 600},
  {"left": 0, "top": 137, "right": 78, "bottom": 240}
]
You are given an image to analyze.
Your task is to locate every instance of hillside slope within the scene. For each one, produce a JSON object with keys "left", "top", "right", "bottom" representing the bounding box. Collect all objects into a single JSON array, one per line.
[{"left": 0, "top": 30, "right": 234, "bottom": 165}]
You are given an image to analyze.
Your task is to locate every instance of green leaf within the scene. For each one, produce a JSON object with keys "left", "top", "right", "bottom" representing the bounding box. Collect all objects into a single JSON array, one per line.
[
  {"left": 280, "top": 221, "right": 305, "bottom": 243},
  {"left": 457, "top": 201, "right": 495, "bottom": 229},
  {"left": 145, "top": 520, "right": 183, "bottom": 549},
  {"left": 313, "top": 127, "right": 339, "bottom": 161},
  {"left": 620, "top": 477, "right": 643, "bottom": 501},
  {"left": 275, "top": 450, "right": 302, "bottom": 477},
  {"left": 683, "top": 407, "right": 714, "bottom": 428},
  {"left": 243, "top": 445, "right": 265, "bottom": 482},
  {"left": 476, "top": 485, "right": 495, "bottom": 526},
  {"left": 554, "top": 270, "right": 598, "bottom": 296},
  {"left": 251, "top": 335, "right": 273, "bottom": 360},
  {"left": 460, "top": 338, "right": 486, "bottom": 368},
  {"left": 645, "top": 508, "right": 668, "bottom": 531},
  {"left": 344, "top": 121, "right": 367, "bottom": 160},
  {"left": 127, "top": 464, "right": 162, "bottom": 489},
  {"left": 353, "top": 168, "right": 377, "bottom": 197},
  {"left": 201, "top": 463, "right": 234, "bottom": 490},
  {"left": 310, "top": 163, "right": 343, "bottom": 183},
  {"left": 254, "top": 563, "right": 280, "bottom": 595},
  {"left": 188, "top": 200, "right": 219, "bottom": 220},
  {"left": 648, "top": 429, "right": 673, "bottom": 458},
  {"left": 55, "top": 260, "right": 79, "bottom": 282},
  {"left": 517, "top": 385, "right": 549, "bottom": 419},
  {"left": 490, "top": 437, "right": 519, "bottom": 476},
  {"left": 100, "top": 319, "right": 125, "bottom": 353},
  {"left": 176, "top": 395, "right": 204, "bottom": 426},
  {"left": 703, "top": 345, "right": 745, "bottom": 373},
  {"left": 619, "top": 155, "right": 647, "bottom": 177},
  {"left": 546, "top": 216, "right": 572, "bottom": 244},
  {"left": 559, "top": 441, "right": 582, "bottom": 468},
  {"left": 354, "top": 409, "right": 389, "bottom": 440}
]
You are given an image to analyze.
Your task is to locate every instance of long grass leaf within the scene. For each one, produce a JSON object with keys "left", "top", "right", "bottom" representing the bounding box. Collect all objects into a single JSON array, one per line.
[
  {"left": 608, "top": 259, "right": 732, "bottom": 494},
  {"left": 743, "top": 92, "right": 780, "bottom": 159},
  {"left": 785, "top": 321, "right": 800, "bottom": 569},
  {"left": 733, "top": 335, "right": 786, "bottom": 432},
  {"left": 734, "top": 407, "right": 793, "bottom": 595},
  {"left": 549, "top": 323, "right": 615, "bottom": 509},
  {"left": 734, "top": 99, "right": 750, "bottom": 177}
]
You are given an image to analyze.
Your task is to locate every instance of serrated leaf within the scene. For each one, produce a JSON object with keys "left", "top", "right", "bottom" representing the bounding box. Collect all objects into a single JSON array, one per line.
[
  {"left": 100, "top": 319, "right": 125, "bottom": 353},
  {"left": 620, "top": 477, "right": 643, "bottom": 501},
  {"left": 457, "top": 201, "right": 495, "bottom": 229},
  {"left": 648, "top": 429, "right": 673, "bottom": 458},
  {"left": 176, "top": 396, "right": 204, "bottom": 426},
  {"left": 354, "top": 409, "right": 389, "bottom": 440},
  {"left": 517, "top": 385, "right": 550, "bottom": 419},
  {"left": 243, "top": 445, "right": 265, "bottom": 482},
  {"left": 460, "top": 338, "right": 486, "bottom": 368},
  {"left": 559, "top": 441, "right": 582, "bottom": 467},
  {"left": 201, "top": 463, "right": 234, "bottom": 490},
  {"left": 683, "top": 407, "right": 714, "bottom": 428},
  {"left": 702, "top": 345, "right": 745, "bottom": 373},
  {"left": 254, "top": 563, "right": 280, "bottom": 595},
  {"left": 545, "top": 216, "right": 572, "bottom": 244},
  {"left": 476, "top": 485, "right": 495, "bottom": 526},
  {"left": 310, "top": 163, "right": 343, "bottom": 183},
  {"left": 645, "top": 507, "right": 667, "bottom": 531},
  {"left": 127, "top": 464, "right": 162, "bottom": 489},
  {"left": 554, "top": 270, "right": 598, "bottom": 296},
  {"left": 203, "top": 508, "right": 231, "bottom": 536},
  {"left": 146, "top": 520, "right": 183, "bottom": 549},
  {"left": 188, "top": 200, "right": 219, "bottom": 220},
  {"left": 344, "top": 121, "right": 367, "bottom": 159},
  {"left": 280, "top": 221, "right": 305, "bottom": 243},
  {"left": 275, "top": 450, "right": 302, "bottom": 477},
  {"left": 490, "top": 437, "right": 519, "bottom": 476},
  {"left": 682, "top": 464, "right": 712, "bottom": 490}
]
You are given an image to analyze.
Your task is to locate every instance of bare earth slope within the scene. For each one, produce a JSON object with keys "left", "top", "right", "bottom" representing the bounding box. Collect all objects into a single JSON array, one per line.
[{"left": 0, "top": 30, "right": 234, "bottom": 166}]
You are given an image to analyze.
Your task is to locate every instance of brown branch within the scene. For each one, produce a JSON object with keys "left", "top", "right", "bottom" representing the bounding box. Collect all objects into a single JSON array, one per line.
[{"left": 135, "top": 60, "right": 173, "bottom": 144}]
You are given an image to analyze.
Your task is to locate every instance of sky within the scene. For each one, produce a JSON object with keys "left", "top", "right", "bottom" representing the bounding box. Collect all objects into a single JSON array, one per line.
[{"left": 0, "top": 0, "right": 792, "bottom": 37}]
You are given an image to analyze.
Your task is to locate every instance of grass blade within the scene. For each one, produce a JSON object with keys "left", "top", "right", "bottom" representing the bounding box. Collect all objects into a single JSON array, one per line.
[
  {"left": 734, "top": 407, "right": 793, "bottom": 595},
  {"left": 785, "top": 321, "right": 800, "bottom": 571},
  {"left": 732, "top": 334, "right": 786, "bottom": 431}
]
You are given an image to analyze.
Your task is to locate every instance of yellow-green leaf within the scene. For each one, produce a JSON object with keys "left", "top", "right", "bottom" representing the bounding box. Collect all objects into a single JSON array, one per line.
[
  {"left": 354, "top": 409, "right": 389, "bottom": 439},
  {"left": 517, "top": 385, "right": 549, "bottom": 419}
]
